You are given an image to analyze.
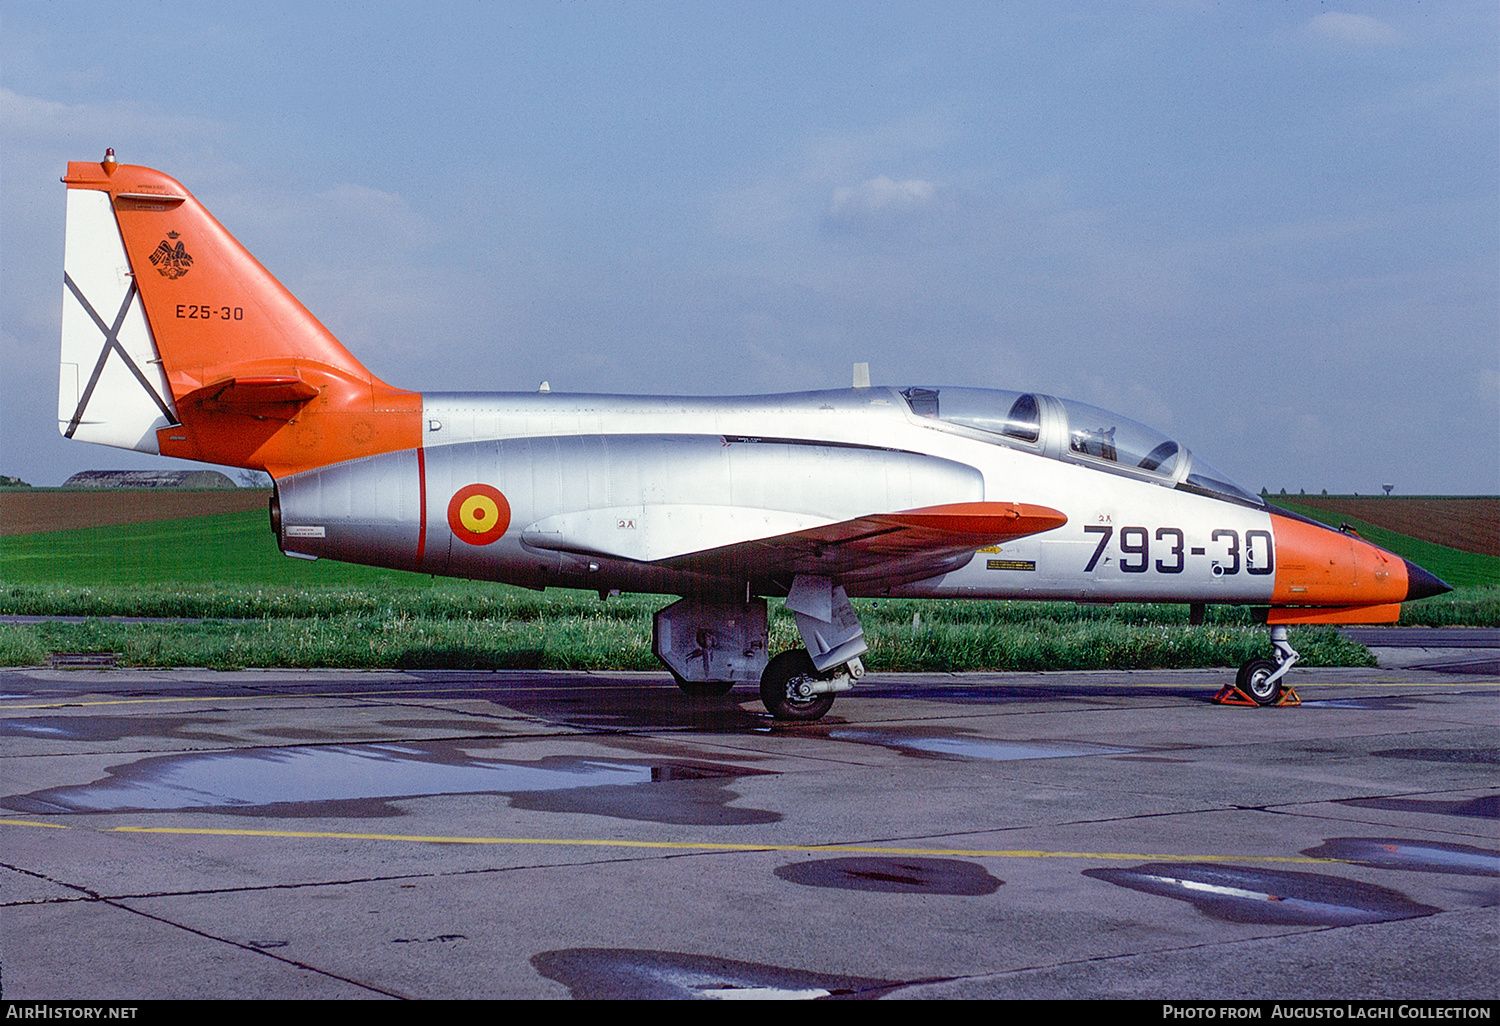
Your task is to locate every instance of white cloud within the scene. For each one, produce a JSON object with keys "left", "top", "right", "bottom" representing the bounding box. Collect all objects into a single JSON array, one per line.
[
  {"left": 799, "top": 115, "right": 951, "bottom": 182},
  {"left": 708, "top": 114, "right": 953, "bottom": 241},
  {"left": 1476, "top": 367, "right": 1500, "bottom": 407},
  {"left": 220, "top": 182, "right": 436, "bottom": 260},
  {"left": 825, "top": 175, "right": 943, "bottom": 233},
  {"left": 1299, "top": 13, "right": 1402, "bottom": 49},
  {"left": 0, "top": 87, "right": 225, "bottom": 146},
  {"left": 830, "top": 175, "right": 935, "bottom": 216}
]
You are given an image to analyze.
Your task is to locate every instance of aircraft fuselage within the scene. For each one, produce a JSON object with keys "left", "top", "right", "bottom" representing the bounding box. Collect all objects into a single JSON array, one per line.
[{"left": 272, "top": 386, "right": 1385, "bottom": 613}]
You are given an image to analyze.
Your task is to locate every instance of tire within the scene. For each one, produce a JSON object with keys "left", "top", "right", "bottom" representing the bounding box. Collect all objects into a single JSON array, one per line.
[
  {"left": 759, "top": 649, "right": 836, "bottom": 721},
  {"left": 1236, "top": 657, "right": 1281, "bottom": 706}
]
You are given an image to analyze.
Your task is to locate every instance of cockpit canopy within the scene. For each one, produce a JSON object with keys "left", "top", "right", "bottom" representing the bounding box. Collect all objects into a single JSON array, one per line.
[{"left": 900, "top": 386, "right": 1262, "bottom": 507}]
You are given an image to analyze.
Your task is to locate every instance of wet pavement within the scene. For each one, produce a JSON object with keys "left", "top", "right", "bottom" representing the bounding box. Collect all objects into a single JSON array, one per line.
[{"left": 1, "top": 659, "right": 1495, "bottom": 999}]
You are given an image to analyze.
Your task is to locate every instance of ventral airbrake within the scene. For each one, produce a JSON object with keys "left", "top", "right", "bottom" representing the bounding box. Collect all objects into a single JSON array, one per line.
[{"left": 57, "top": 152, "right": 1451, "bottom": 719}]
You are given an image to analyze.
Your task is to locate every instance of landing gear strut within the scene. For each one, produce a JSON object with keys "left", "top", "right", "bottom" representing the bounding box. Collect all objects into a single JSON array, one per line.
[{"left": 1220, "top": 625, "right": 1301, "bottom": 707}]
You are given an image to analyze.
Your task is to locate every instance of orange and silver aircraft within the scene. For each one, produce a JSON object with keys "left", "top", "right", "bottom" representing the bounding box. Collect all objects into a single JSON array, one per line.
[{"left": 58, "top": 151, "right": 1451, "bottom": 719}]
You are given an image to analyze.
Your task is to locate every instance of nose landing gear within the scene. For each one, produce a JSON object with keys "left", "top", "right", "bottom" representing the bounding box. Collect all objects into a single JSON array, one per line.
[{"left": 1217, "top": 625, "right": 1302, "bottom": 707}]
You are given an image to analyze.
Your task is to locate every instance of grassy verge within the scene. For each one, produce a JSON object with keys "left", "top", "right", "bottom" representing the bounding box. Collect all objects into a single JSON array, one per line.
[
  {"left": 5, "top": 582, "right": 1487, "bottom": 626},
  {"left": 1388, "top": 586, "right": 1500, "bottom": 627},
  {"left": 1, "top": 506, "right": 1486, "bottom": 672},
  {"left": 0, "top": 584, "right": 1373, "bottom": 673}
]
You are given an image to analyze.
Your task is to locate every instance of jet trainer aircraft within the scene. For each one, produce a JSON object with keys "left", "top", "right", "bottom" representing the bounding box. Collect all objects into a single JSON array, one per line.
[{"left": 58, "top": 152, "right": 1450, "bottom": 719}]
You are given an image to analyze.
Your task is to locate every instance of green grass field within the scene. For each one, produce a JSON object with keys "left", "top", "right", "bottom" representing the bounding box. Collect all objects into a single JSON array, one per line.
[
  {"left": 0, "top": 510, "right": 432, "bottom": 587},
  {"left": 0, "top": 507, "right": 1491, "bottom": 670}
]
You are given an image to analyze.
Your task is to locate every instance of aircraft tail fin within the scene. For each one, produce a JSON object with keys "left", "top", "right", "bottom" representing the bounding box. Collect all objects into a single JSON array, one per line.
[{"left": 60, "top": 152, "right": 420, "bottom": 476}]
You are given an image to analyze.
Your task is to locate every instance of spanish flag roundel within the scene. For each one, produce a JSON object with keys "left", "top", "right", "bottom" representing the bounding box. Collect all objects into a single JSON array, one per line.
[{"left": 447, "top": 484, "right": 510, "bottom": 546}]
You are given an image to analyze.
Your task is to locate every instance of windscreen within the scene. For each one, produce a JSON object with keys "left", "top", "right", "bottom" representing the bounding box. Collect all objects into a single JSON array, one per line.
[{"left": 899, "top": 385, "right": 1260, "bottom": 505}]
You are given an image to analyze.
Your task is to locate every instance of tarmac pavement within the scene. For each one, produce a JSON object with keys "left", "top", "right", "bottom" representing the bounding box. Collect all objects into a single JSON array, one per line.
[{"left": 0, "top": 651, "right": 1495, "bottom": 1000}]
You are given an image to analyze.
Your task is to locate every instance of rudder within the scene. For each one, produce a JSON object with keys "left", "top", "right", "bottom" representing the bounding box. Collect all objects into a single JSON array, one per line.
[{"left": 59, "top": 184, "right": 177, "bottom": 452}]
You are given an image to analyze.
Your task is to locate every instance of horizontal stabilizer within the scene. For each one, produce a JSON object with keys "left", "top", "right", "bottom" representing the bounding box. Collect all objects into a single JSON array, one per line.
[{"left": 178, "top": 375, "right": 322, "bottom": 408}]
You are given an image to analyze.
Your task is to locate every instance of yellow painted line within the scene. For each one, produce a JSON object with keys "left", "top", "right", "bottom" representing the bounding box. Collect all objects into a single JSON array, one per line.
[
  {"left": 93, "top": 824, "right": 1339, "bottom": 864},
  {"left": 0, "top": 818, "right": 72, "bottom": 830}
]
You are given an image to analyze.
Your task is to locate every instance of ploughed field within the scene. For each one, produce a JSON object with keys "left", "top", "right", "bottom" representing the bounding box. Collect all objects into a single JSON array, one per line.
[
  {"left": 0, "top": 488, "right": 271, "bottom": 536},
  {"left": 1270, "top": 495, "right": 1498, "bottom": 557}
]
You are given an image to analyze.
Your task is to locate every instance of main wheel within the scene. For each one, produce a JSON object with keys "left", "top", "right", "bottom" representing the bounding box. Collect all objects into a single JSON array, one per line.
[
  {"left": 760, "top": 649, "right": 836, "bottom": 721},
  {"left": 1236, "top": 657, "right": 1281, "bottom": 706}
]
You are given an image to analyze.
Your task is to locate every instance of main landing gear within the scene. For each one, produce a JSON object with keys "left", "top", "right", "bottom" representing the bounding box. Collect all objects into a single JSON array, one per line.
[
  {"left": 1217, "top": 624, "right": 1301, "bottom": 707},
  {"left": 653, "top": 576, "right": 868, "bottom": 721},
  {"left": 759, "top": 648, "right": 861, "bottom": 721}
]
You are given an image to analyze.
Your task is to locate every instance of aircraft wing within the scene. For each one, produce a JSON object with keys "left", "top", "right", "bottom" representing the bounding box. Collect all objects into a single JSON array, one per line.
[
  {"left": 524, "top": 501, "right": 1066, "bottom": 583},
  {"left": 659, "top": 501, "right": 1066, "bottom": 580}
]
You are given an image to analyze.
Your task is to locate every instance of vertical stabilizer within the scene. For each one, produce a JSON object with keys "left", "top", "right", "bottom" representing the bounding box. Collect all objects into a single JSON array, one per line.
[{"left": 59, "top": 154, "right": 421, "bottom": 476}]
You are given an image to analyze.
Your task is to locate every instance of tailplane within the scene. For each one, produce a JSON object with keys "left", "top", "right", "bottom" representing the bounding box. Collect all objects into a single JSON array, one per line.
[{"left": 60, "top": 151, "right": 420, "bottom": 477}]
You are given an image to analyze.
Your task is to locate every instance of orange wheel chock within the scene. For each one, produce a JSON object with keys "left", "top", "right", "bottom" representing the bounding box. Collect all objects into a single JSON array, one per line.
[{"left": 1213, "top": 684, "right": 1301, "bottom": 707}]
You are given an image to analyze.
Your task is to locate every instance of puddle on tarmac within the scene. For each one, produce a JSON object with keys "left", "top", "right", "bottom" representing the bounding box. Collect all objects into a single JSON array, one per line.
[
  {"left": 1, "top": 741, "right": 777, "bottom": 825},
  {"left": 0, "top": 715, "right": 245, "bottom": 745},
  {"left": 411, "top": 673, "right": 768, "bottom": 732},
  {"left": 847, "top": 680, "right": 1204, "bottom": 705},
  {"left": 509, "top": 761, "right": 779, "bottom": 825},
  {"left": 0, "top": 720, "right": 76, "bottom": 737},
  {"left": 1375, "top": 748, "right": 1500, "bottom": 765},
  {"left": 774, "top": 856, "right": 1001, "bottom": 895},
  {"left": 827, "top": 729, "right": 1132, "bottom": 762},
  {"left": 531, "top": 948, "right": 896, "bottom": 1000},
  {"left": 1340, "top": 793, "right": 1499, "bottom": 821},
  {"left": 1083, "top": 862, "right": 1440, "bottom": 925},
  {"left": 1303, "top": 838, "right": 1500, "bottom": 876}
]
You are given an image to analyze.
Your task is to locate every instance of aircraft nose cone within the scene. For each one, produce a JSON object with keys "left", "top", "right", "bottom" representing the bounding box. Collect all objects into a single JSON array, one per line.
[{"left": 1404, "top": 559, "right": 1452, "bottom": 601}]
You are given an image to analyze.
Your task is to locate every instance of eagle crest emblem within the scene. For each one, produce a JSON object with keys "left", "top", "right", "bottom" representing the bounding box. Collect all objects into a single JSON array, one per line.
[{"left": 149, "top": 231, "right": 192, "bottom": 279}]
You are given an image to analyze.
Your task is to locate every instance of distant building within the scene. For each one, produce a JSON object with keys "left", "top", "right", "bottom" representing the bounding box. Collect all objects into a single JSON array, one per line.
[{"left": 63, "top": 470, "right": 237, "bottom": 489}]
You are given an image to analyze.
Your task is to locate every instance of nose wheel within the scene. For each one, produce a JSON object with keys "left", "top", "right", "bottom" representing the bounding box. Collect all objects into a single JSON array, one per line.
[
  {"left": 1235, "top": 657, "right": 1282, "bottom": 705},
  {"left": 1219, "top": 625, "right": 1301, "bottom": 707}
]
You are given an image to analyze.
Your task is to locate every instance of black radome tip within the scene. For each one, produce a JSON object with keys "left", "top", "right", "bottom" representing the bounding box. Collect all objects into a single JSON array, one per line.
[{"left": 1404, "top": 559, "right": 1453, "bottom": 602}]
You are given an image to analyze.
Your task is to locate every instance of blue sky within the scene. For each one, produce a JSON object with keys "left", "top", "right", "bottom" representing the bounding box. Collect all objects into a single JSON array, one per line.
[{"left": 3, "top": 2, "right": 1496, "bottom": 494}]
